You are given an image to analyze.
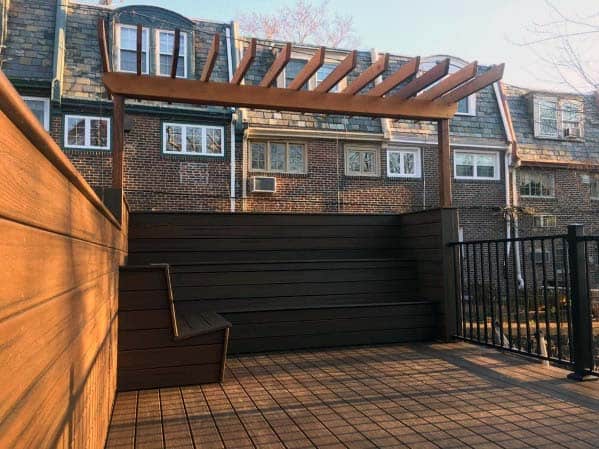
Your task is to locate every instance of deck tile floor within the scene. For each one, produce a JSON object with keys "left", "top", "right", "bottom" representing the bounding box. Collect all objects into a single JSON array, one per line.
[{"left": 105, "top": 342, "right": 599, "bottom": 449}]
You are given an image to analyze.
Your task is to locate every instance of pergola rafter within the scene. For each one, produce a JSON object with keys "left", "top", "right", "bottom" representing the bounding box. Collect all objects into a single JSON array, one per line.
[{"left": 96, "top": 20, "right": 505, "bottom": 207}]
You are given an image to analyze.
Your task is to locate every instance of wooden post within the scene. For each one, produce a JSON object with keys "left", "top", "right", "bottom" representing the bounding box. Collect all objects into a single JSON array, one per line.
[
  {"left": 566, "top": 224, "right": 598, "bottom": 381},
  {"left": 441, "top": 208, "right": 459, "bottom": 340},
  {"left": 438, "top": 119, "right": 452, "bottom": 208},
  {"left": 112, "top": 95, "right": 125, "bottom": 189}
]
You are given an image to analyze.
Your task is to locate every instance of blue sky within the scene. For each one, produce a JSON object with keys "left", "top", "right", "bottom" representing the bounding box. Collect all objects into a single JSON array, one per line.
[{"left": 80, "top": 0, "right": 598, "bottom": 90}]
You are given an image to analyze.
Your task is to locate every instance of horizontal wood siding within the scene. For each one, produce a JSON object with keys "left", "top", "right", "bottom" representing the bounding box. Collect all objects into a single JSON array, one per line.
[
  {"left": 127, "top": 212, "right": 442, "bottom": 353},
  {"left": 0, "top": 101, "right": 126, "bottom": 449},
  {"left": 118, "top": 267, "right": 226, "bottom": 390}
]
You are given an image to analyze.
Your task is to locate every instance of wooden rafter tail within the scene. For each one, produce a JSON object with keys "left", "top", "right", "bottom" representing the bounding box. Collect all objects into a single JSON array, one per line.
[
  {"left": 392, "top": 58, "right": 450, "bottom": 100},
  {"left": 97, "top": 18, "right": 111, "bottom": 74},
  {"left": 288, "top": 46, "right": 325, "bottom": 90},
  {"left": 259, "top": 42, "right": 292, "bottom": 87},
  {"left": 170, "top": 28, "right": 181, "bottom": 79},
  {"left": 200, "top": 33, "right": 221, "bottom": 82},
  {"left": 418, "top": 61, "right": 478, "bottom": 101},
  {"left": 343, "top": 53, "right": 389, "bottom": 95},
  {"left": 231, "top": 38, "right": 257, "bottom": 85},
  {"left": 136, "top": 24, "right": 143, "bottom": 76},
  {"left": 439, "top": 63, "right": 505, "bottom": 104},
  {"left": 314, "top": 50, "right": 357, "bottom": 93},
  {"left": 366, "top": 56, "right": 420, "bottom": 97}
]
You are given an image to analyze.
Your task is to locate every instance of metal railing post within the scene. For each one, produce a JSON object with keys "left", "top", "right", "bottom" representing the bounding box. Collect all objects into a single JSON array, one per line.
[{"left": 566, "top": 224, "right": 597, "bottom": 381}]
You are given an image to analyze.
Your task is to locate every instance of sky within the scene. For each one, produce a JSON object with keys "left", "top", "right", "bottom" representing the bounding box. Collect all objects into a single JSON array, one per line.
[{"left": 79, "top": 0, "right": 599, "bottom": 91}]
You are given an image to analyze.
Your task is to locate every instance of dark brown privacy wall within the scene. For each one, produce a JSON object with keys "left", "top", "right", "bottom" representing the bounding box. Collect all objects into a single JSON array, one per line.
[{"left": 0, "top": 107, "right": 127, "bottom": 449}]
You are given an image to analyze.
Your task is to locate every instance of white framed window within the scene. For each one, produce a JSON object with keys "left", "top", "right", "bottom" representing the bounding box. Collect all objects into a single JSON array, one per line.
[
  {"left": 162, "top": 123, "right": 224, "bottom": 156},
  {"left": 249, "top": 141, "right": 307, "bottom": 174},
  {"left": 345, "top": 146, "right": 380, "bottom": 177},
  {"left": 536, "top": 97, "right": 559, "bottom": 138},
  {"left": 561, "top": 101, "right": 583, "bottom": 138},
  {"left": 591, "top": 175, "right": 599, "bottom": 200},
  {"left": 453, "top": 150, "right": 500, "bottom": 180},
  {"left": 157, "top": 30, "right": 187, "bottom": 78},
  {"left": 280, "top": 52, "right": 346, "bottom": 92},
  {"left": 533, "top": 95, "right": 584, "bottom": 139},
  {"left": 23, "top": 96, "right": 50, "bottom": 131},
  {"left": 519, "top": 171, "right": 555, "bottom": 198},
  {"left": 315, "top": 63, "right": 339, "bottom": 92},
  {"left": 533, "top": 215, "right": 557, "bottom": 228},
  {"left": 387, "top": 148, "right": 421, "bottom": 178},
  {"left": 117, "top": 24, "right": 149, "bottom": 74},
  {"left": 64, "top": 115, "right": 110, "bottom": 150}
]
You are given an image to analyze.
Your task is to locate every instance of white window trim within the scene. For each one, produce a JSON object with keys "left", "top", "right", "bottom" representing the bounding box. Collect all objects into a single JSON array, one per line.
[
  {"left": 455, "top": 94, "right": 477, "bottom": 117},
  {"left": 249, "top": 141, "right": 308, "bottom": 174},
  {"left": 162, "top": 123, "right": 224, "bottom": 156},
  {"left": 533, "top": 215, "right": 557, "bottom": 228},
  {"left": 278, "top": 51, "right": 349, "bottom": 91},
  {"left": 453, "top": 149, "right": 500, "bottom": 181},
  {"left": 23, "top": 96, "right": 50, "bottom": 131},
  {"left": 344, "top": 145, "right": 380, "bottom": 177},
  {"left": 156, "top": 29, "right": 188, "bottom": 78},
  {"left": 386, "top": 148, "right": 422, "bottom": 178},
  {"left": 534, "top": 95, "right": 584, "bottom": 139},
  {"left": 64, "top": 115, "right": 111, "bottom": 150},
  {"left": 116, "top": 24, "right": 150, "bottom": 74}
]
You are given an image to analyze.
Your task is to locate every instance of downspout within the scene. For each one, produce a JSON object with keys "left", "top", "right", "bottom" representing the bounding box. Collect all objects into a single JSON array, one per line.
[
  {"left": 51, "top": 0, "right": 68, "bottom": 104},
  {"left": 495, "top": 80, "right": 524, "bottom": 288},
  {"left": 226, "top": 23, "right": 236, "bottom": 212},
  {"left": 0, "top": 0, "right": 9, "bottom": 70},
  {"left": 232, "top": 21, "right": 249, "bottom": 211}
]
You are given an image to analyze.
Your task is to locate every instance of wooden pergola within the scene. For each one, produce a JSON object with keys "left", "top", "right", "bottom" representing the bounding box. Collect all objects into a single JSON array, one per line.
[{"left": 97, "top": 20, "right": 504, "bottom": 207}]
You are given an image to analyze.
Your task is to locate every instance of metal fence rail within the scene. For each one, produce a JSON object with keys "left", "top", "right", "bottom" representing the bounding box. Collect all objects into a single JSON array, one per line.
[{"left": 449, "top": 224, "right": 598, "bottom": 379}]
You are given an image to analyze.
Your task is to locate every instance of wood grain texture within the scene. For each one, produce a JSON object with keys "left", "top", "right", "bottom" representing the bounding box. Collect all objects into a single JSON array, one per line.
[{"left": 0, "top": 80, "right": 127, "bottom": 449}]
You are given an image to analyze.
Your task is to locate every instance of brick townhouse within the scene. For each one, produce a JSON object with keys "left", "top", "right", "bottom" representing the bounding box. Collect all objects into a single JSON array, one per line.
[{"left": 3, "top": 0, "right": 597, "bottom": 243}]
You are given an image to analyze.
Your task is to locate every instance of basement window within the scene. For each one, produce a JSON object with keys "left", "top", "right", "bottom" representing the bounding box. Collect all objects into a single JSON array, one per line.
[
  {"left": 157, "top": 30, "right": 187, "bottom": 78},
  {"left": 591, "top": 175, "right": 599, "bottom": 200},
  {"left": 23, "top": 96, "right": 50, "bottom": 131},
  {"left": 64, "top": 115, "right": 110, "bottom": 150},
  {"left": 250, "top": 141, "right": 307, "bottom": 174},
  {"left": 533, "top": 215, "right": 557, "bottom": 228},
  {"left": 163, "top": 123, "right": 224, "bottom": 156},
  {"left": 387, "top": 148, "right": 421, "bottom": 178}
]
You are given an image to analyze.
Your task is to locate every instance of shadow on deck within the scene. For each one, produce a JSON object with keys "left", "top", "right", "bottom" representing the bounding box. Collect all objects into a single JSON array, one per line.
[{"left": 105, "top": 342, "right": 599, "bottom": 449}]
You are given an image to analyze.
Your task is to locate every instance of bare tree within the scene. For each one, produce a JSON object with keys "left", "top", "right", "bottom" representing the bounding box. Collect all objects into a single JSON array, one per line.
[
  {"left": 237, "top": 0, "right": 359, "bottom": 49},
  {"left": 518, "top": 0, "right": 599, "bottom": 92}
]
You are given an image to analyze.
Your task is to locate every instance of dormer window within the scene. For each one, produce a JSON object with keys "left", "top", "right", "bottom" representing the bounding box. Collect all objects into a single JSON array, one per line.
[
  {"left": 157, "top": 30, "right": 187, "bottom": 77},
  {"left": 533, "top": 95, "right": 583, "bottom": 139},
  {"left": 117, "top": 25, "right": 149, "bottom": 74},
  {"left": 315, "top": 63, "right": 338, "bottom": 92},
  {"left": 280, "top": 51, "right": 346, "bottom": 92}
]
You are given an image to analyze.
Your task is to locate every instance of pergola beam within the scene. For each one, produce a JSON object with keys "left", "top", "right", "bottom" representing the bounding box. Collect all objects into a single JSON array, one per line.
[
  {"left": 200, "top": 33, "right": 221, "bottom": 82},
  {"left": 343, "top": 53, "right": 389, "bottom": 95},
  {"left": 102, "top": 72, "right": 458, "bottom": 120},
  {"left": 392, "top": 58, "right": 450, "bottom": 100},
  {"left": 170, "top": 29, "right": 181, "bottom": 78},
  {"left": 97, "top": 18, "right": 111, "bottom": 74},
  {"left": 440, "top": 64, "right": 505, "bottom": 104},
  {"left": 418, "top": 61, "right": 478, "bottom": 101},
  {"left": 314, "top": 50, "right": 357, "bottom": 93},
  {"left": 366, "top": 57, "right": 420, "bottom": 97},
  {"left": 231, "top": 38, "right": 257, "bottom": 85},
  {"left": 288, "top": 47, "right": 325, "bottom": 90},
  {"left": 259, "top": 43, "right": 292, "bottom": 87},
  {"left": 136, "top": 24, "right": 143, "bottom": 76}
]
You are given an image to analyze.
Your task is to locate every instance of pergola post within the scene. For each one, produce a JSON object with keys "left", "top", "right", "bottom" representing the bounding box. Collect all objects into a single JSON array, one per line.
[
  {"left": 438, "top": 118, "right": 452, "bottom": 208},
  {"left": 112, "top": 94, "right": 125, "bottom": 189}
]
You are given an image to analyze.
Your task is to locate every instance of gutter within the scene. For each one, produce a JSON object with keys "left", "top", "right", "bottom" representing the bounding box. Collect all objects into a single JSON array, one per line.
[
  {"left": 495, "top": 80, "right": 524, "bottom": 288},
  {"left": 226, "top": 23, "right": 236, "bottom": 212},
  {"left": 51, "top": 0, "right": 69, "bottom": 103}
]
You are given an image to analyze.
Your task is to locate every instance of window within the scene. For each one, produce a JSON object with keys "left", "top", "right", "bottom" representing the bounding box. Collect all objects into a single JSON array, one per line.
[
  {"left": 453, "top": 150, "right": 500, "bottom": 180},
  {"left": 345, "top": 146, "right": 379, "bottom": 177},
  {"left": 420, "top": 57, "right": 476, "bottom": 116},
  {"left": 591, "top": 175, "right": 599, "bottom": 200},
  {"left": 157, "top": 30, "right": 187, "bottom": 77},
  {"left": 315, "top": 63, "right": 338, "bottom": 92},
  {"left": 387, "top": 148, "right": 421, "bottom": 178},
  {"left": 284, "top": 59, "right": 307, "bottom": 89},
  {"left": 519, "top": 171, "right": 555, "bottom": 197},
  {"left": 533, "top": 215, "right": 557, "bottom": 228},
  {"left": 280, "top": 52, "right": 345, "bottom": 91},
  {"left": 533, "top": 95, "right": 584, "bottom": 139},
  {"left": 64, "top": 115, "right": 110, "bottom": 150},
  {"left": 162, "top": 123, "right": 224, "bottom": 156},
  {"left": 23, "top": 96, "right": 50, "bottom": 131},
  {"left": 532, "top": 247, "right": 552, "bottom": 265},
  {"left": 249, "top": 141, "right": 307, "bottom": 174},
  {"left": 118, "top": 25, "right": 149, "bottom": 74}
]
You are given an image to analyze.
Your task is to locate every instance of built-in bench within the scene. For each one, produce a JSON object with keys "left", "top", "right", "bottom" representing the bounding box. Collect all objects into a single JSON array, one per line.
[{"left": 117, "top": 265, "right": 231, "bottom": 391}]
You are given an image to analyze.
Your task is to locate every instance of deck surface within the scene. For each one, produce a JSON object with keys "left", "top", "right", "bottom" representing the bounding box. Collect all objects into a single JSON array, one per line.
[{"left": 105, "top": 342, "right": 599, "bottom": 449}]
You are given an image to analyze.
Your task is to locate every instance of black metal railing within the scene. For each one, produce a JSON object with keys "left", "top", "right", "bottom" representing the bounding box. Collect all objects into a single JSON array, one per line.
[{"left": 449, "top": 224, "right": 598, "bottom": 379}]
